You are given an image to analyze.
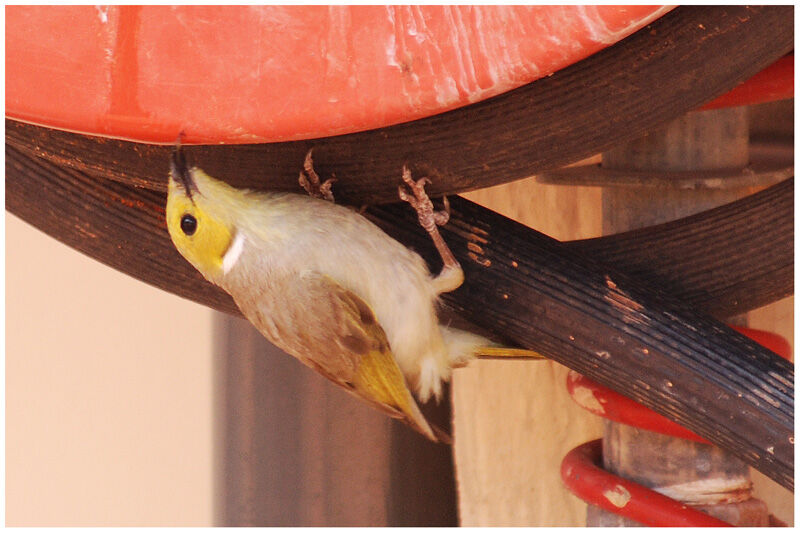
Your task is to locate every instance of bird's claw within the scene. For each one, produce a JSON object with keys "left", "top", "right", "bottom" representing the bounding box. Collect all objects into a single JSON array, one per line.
[
  {"left": 299, "top": 149, "right": 337, "bottom": 202},
  {"left": 398, "top": 166, "right": 450, "bottom": 233},
  {"left": 399, "top": 165, "right": 462, "bottom": 295}
]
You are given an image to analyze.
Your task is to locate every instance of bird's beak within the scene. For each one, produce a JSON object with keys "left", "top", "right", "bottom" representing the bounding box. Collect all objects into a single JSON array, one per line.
[{"left": 171, "top": 137, "right": 197, "bottom": 200}]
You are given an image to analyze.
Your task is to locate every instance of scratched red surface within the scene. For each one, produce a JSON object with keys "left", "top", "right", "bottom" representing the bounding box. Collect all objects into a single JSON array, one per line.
[{"left": 6, "top": 5, "right": 673, "bottom": 144}]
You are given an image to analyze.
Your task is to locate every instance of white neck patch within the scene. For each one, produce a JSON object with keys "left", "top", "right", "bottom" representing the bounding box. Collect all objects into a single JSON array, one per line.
[{"left": 222, "top": 232, "right": 246, "bottom": 274}]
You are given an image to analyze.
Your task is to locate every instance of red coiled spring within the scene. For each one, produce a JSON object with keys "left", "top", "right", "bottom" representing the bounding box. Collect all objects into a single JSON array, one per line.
[{"left": 561, "top": 326, "right": 791, "bottom": 526}]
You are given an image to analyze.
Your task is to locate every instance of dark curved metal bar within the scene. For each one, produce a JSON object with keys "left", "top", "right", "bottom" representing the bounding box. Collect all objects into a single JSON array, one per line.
[
  {"left": 5, "top": 6, "right": 793, "bottom": 205},
  {"left": 370, "top": 199, "right": 794, "bottom": 491},
  {"left": 6, "top": 137, "right": 793, "bottom": 324},
  {"left": 564, "top": 178, "right": 794, "bottom": 320},
  {"left": 6, "top": 139, "right": 794, "bottom": 489}
]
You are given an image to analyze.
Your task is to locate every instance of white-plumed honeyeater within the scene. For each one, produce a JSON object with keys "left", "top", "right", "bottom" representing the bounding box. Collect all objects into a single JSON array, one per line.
[{"left": 165, "top": 147, "right": 539, "bottom": 441}]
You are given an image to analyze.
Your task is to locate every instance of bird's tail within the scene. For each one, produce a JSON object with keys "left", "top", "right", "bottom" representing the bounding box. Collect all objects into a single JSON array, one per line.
[
  {"left": 440, "top": 325, "right": 547, "bottom": 365},
  {"left": 473, "top": 346, "right": 547, "bottom": 360}
]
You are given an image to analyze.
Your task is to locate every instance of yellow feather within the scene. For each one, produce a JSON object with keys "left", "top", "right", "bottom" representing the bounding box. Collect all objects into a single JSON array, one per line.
[{"left": 473, "top": 346, "right": 547, "bottom": 360}]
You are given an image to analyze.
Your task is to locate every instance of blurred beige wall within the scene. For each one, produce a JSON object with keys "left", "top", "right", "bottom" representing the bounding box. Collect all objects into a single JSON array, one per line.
[{"left": 6, "top": 214, "right": 214, "bottom": 526}]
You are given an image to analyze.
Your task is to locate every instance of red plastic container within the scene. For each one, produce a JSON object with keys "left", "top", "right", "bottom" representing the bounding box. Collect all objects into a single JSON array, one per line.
[{"left": 6, "top": 5, "right": 673, "bottom": 144}]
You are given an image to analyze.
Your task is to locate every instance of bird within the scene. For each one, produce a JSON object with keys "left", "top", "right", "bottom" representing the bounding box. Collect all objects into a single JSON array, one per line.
[{"left": 165, "top": 146, "right": 540, "bottom": 441}]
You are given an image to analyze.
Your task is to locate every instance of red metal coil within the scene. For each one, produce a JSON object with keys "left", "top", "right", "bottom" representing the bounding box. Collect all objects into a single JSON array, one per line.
[
  {"left": 563, "top": 326, "right": 792, "bottom": 525},
  {"left": 699, "top": 54, "right": 793, "bottom": 111},
  {"left": 560, "top": 440, "right": 730, "bottom": 527},
  {"left": 566, "top": 371, "right": 710, "bottom": 444},
  {"left": 728, "top": 325, "right": 792, "bottom": 359},
  {"left": 566, "top": 326, "right": 791, "bottom": 444}
]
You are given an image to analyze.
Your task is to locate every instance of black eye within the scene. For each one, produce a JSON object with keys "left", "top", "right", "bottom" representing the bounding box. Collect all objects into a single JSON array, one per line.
[{"left": 180, "top": 214, "right": 197, "bottom": 236}]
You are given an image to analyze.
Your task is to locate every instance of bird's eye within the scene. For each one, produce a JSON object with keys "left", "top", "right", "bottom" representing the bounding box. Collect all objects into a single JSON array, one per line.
[{"left": 180, "top": 214, "right": 197, "bottom": 236}]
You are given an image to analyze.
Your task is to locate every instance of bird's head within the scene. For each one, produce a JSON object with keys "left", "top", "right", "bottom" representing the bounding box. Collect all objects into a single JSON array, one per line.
[{"left": 166, "top": 146, "right": 242, "bottom": 283}]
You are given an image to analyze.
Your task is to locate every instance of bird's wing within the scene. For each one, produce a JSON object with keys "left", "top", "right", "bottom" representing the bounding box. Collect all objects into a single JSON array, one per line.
[{"left": 239, "top": 270, "right": 445, "bottom": 442}]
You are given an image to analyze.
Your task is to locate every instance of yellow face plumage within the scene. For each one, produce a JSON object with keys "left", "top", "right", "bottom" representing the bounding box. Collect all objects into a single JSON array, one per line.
[{"left": 165, "top": 162, "right": 237, "bottom": 282}]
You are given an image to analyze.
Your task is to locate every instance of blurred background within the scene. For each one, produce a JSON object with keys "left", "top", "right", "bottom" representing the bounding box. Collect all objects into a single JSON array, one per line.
[{"left": 6, "top": 213, "right": 214, "bottom": 526}]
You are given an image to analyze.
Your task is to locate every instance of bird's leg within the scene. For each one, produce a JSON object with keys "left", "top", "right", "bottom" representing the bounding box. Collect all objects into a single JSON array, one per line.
[
  {"left": 299, "top": 149, "right": 337, "bottom": 202},
  {"left": 399, "top": 166, "right": 464, "bottom": 295}
]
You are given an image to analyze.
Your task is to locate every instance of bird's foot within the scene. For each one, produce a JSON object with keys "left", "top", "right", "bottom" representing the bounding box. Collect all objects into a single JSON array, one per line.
[
  {"left": 398, "top": 166, "right": 450, "bottom": 232},
  {"left": 299, "top": 149, "right": 337, "bottom": 202},
  {"left": 398, "top": 166, "right": 464, "bottom": 295}
]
